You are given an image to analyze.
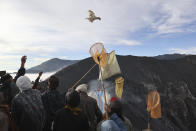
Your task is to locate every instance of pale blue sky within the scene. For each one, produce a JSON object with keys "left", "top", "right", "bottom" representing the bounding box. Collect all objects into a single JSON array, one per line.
[{"left": 0, "top": 0, "right": 196, "bottom": 71}]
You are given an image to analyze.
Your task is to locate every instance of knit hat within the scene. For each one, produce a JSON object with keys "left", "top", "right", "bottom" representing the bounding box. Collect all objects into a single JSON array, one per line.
[
  {"left": 110, "top": 99, "right": 122, "bottom": 116},
  {"left": 110, "top": 97, "right": 118, "bottom": 103},
  {"left": 16, "top": 76, "right": 32, "bottom": 92},
  {"left": 75, "top": 84, "right": 88, "bottom": 93},
  {"left": 66, "top": 90, "right": 80, "bottom": 108}
]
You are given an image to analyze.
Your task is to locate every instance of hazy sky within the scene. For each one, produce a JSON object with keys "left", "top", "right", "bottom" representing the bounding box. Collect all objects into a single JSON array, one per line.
[{"left": 0, "top": 0, "right": 196, "bottom": 71}]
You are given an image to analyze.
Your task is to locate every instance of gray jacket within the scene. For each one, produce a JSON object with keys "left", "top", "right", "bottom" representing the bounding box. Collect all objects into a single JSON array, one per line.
[
  {"left": 97, "top": 115, "right": 133, "bottom": 131},
  {"left": 11, "top": 89, "right": 45, "bottom": 131}
]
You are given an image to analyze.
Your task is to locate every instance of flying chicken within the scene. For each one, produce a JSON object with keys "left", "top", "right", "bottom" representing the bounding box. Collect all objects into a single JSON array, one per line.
[{"left": 86, "top": 10, "right": 101, "bottom": 23}]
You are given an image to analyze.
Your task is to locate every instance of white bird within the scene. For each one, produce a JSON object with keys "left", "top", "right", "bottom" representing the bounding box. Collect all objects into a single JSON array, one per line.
[{"left": 86, "top": 10, "right": 101, "bottom": 23}]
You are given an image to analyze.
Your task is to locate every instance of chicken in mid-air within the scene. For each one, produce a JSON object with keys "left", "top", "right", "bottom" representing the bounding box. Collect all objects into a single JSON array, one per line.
[{"left": 86, "top": 10, "right": 101, "bottom": 23}]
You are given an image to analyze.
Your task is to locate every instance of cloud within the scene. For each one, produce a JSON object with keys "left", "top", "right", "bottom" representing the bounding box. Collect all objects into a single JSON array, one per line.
[
  {"left": 170, "top": 47, "right": 196, "bottom": 54},
  {"left": 33, "top": 57, "right": 50, "bottom": 63},
  {"left": 151, "top": 0, "right": 196, "bottom": 35},
  {"left": 0, "top": 55, "right": 21, "bottom": 60},
  {"left": 0, "top": 0, "right": 196, "bottom": 70},
  {"left": 118, "top": 39, "right": 141, "bottom": 46}
]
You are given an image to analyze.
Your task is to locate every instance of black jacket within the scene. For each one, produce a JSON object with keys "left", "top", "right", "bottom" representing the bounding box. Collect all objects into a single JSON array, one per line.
[
  {"left": 13, "top": 68, "right": 25, "bottom": 83},
  {"left": 53, "top": 107, "right": 89, "bottom": 131},
  {"left": 79, "top": 92, "right": 102, "bottom": 131},
  {"left": 0, "top": 82, "right": 19, "bottom": 106},
  {"left": 41, "top": 88, "right": 64, "bottom": 131},
  {"left": 0, "top": 67, "right": 24, "bottom": 106}
]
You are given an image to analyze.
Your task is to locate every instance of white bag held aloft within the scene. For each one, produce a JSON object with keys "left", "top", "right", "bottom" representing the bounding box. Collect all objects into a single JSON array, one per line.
[{"left": 99, "top": 51, "right": 121, "bottom": 80}]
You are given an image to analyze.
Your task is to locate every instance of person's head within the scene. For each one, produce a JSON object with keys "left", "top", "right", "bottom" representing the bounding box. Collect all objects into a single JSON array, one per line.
[
  {"left": 48, "top": 75, "right": 59, "bottom": 89},
  {"left": 66, "top": 90, "right": 80, "bottom": 108},
  {"left": 110, "top": 97, "right": 118, "bottom": 103},
  {"left": 75, "top": 84, "right": 88, "bottom": 93},
  {"left": 0, "top": 73, "right": 13, "bottom": 84},
  {"left": 16, "top": 76, "right": 32, "bottom": 92},
  {"left": 109, "top": 97, "right": 123, "bottom": 119}
]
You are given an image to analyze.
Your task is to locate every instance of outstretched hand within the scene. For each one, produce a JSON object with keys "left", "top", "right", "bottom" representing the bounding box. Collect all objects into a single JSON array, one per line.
[
  {"left": 21, "top": 56, "right": 27, "bottom": 68},
  {"left": 38, "top": 72, "right": 43, "bottom": 77},
  {"left": 21, "top": 56, "right": 27, "bottom": 64}
]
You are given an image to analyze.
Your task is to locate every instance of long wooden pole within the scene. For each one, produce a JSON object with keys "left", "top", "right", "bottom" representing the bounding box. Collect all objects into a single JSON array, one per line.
[
  {"left": 71, "top": 63, "right": 97, "bottom": 89},
  {"left": 147, "top": 111, "right": 151, "bottom": 130},
  {"left": 98, "top": 60, "right": 108, "bottom": 119},
  {"left": 142, "top": 111, "right": 152, "bottom": 131}
]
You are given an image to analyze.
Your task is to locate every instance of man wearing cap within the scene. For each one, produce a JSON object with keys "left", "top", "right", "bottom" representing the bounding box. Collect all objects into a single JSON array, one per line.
[{"left": 53, "top": 90, "right": 89, "bottom": 131}]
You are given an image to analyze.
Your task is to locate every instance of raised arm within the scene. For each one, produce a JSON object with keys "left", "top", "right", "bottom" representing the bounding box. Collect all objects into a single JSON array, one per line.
[
  {"left": 14, "top": 56, "right": 27, "bottom": 82},
  {"left": 32, "top": 72, "right": 43, "bottom": 89}
]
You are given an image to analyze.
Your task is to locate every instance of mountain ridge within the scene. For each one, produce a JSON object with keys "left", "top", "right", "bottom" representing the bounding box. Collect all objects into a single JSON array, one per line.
[
  {"left": 26, "top": 58, "right": 79, "bottom": 73},
  {"left": 26, "top": 54, "right": 187, "bottom": 73},
  {"left": 40, "top": 54, "right": 196, "bottom": 131}
]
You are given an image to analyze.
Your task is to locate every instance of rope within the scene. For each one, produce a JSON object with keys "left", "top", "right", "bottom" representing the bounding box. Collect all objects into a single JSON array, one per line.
[{"left": 71, "top": 63, "right": 97, "bottom": 89}]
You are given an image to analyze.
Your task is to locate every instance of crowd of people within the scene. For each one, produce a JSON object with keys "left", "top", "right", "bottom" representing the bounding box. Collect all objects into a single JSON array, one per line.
[{"left": 0, "top": 56, "right": 133, "bottom": 131}]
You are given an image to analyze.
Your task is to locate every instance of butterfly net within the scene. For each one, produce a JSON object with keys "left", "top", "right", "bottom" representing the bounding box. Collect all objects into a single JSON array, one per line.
[
  {"left": 89, "top": 42, "right": 107, "bottom": 68},
  {"left": 147, "top": 90, "right": 161, "bottom": 119}
]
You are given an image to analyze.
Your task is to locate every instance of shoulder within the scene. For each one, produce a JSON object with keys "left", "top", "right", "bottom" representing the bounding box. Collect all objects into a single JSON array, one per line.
[
  {"left": 42, "top": 89, "right": 61, "bottom": 99},
  {"left": 12, "top": 92, "right": 22, "bottom": 101},
  {"left": 88, "top": 96, "right": 97, "bottom": 103},
  {"left": 41, "top": 90, "right": 48, "bottom": 97},
  {"left": 29, "top": 89, "right": 42, "bottom": 98},
  {"left": 101, "top": 120, "right": 120, "bottom": 131},
  {"left": 11, "top": 93, "right": 22, "bottom": 107},
  {"left": 33, "top": 89, "right": 41, "bottom": 94}
]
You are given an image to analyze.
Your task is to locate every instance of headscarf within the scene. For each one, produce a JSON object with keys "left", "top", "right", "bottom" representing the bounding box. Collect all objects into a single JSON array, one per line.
[
  {"left": 75, "top": 84, "right": 88, "bottom": 93},
  {"left": 16, "top": 76, "right": 32, "bottom": 92}
]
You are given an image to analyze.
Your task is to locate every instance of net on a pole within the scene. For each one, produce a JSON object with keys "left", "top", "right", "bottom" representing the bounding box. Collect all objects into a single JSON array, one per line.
[
  {"left": 89, "top": 42, "right": 107, "bottom": 68},
  {"left": 147, "top": 90, "right": 161, "bottom": 119}
]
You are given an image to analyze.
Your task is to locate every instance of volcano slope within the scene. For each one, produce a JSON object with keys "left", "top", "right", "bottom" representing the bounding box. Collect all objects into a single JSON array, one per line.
[{"left": 41, "top": 55, "right": 196, "bottom": 131}]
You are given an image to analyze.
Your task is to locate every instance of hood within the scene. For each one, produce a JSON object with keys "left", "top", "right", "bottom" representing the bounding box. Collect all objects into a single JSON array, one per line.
[
  {"left": 16, "top": 76, "right": 32, "bottom": 92},
  {"left": 76, "top": 84, "right": 88, "bottom": 93}
]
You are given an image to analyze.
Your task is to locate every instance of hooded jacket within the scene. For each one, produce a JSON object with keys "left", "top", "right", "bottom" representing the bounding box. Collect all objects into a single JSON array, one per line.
[{"left": 11, "top": 76, "right": 45, "bottom": 131}]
